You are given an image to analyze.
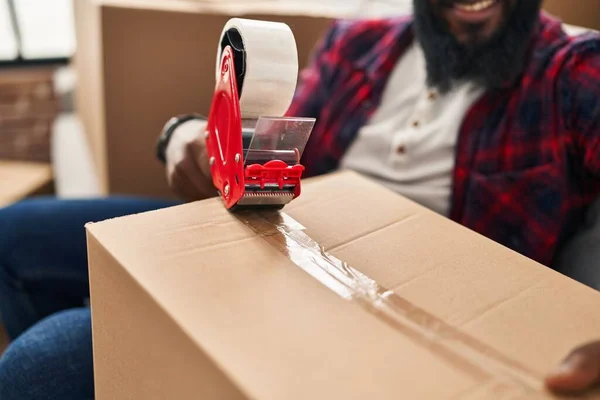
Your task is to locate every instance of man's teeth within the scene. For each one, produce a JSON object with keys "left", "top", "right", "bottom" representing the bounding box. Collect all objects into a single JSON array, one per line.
[{"left": 455, "top": 0, "right": 496, "bottom": 12}]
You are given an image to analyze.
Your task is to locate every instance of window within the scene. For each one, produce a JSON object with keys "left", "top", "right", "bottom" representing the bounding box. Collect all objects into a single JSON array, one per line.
[
  {"left": 0, "top": 0, "right": 75, "bottom": 65},
  {"left": 0, "top": 1, "right": 18, "bottom": 60}
]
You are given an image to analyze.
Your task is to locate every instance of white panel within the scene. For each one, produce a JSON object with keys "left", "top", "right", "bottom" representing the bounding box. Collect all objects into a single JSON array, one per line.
[
  {"left": 0, "top": 0, "right": 18, "bottom": 60},
  {"left": 355, "top": 0, "right": 413, "bottom": 17},
  {"left": 280, "top": 0, "right": 413, "bottom": 17},
  {"left": 13, "top": 0, "right": 76, "bottom": 59},
  {"left": 52, "top": 113, "right": 101, "bottom": 198}
]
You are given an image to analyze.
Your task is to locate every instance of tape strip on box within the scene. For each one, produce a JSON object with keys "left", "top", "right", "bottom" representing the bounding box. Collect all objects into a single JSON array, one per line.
[{"left": 235, "top": 210, "right": 554, "bottom": 398}]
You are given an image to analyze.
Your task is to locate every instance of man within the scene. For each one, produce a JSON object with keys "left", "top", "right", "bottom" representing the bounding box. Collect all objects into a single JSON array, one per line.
[{"left": 0, "top": 0, "right": 599, "bottom": 398}]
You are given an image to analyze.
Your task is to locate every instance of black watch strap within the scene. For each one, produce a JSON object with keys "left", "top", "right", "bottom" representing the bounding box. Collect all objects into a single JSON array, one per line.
[{"left": 156, "top": 113, "right": 206, "bottom": 164}]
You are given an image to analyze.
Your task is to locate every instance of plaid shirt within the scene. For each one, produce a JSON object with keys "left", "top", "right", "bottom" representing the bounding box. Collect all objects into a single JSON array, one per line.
[{"left": 287, "top": 13, "right": 600, "bottom": 266}]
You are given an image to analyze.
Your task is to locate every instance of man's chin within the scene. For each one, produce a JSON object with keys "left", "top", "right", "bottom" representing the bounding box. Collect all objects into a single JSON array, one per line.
[
  {"left": 449, "top": 13, "right": 510, "bottom": 48},
  {"left": 455, "top": 29, "right": 494, "bottom": 48},
  {"left": 413, "top": 0, "right": 543, "bottom": 92},
  {"left": 443, "top": 0, "right": 507, "bottom": 39}
]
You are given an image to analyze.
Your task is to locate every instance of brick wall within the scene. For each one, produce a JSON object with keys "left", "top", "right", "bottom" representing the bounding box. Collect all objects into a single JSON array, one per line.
[{"left": 0, "top": 67, "right": 61, "bottom": 163}]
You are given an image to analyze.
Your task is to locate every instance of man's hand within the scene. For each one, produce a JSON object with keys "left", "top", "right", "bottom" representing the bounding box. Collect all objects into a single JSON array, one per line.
[
  {"left": 165, "top": 119, "right": 217, "bottom": 202},
  {"left": 546, "top": 341, "right": 600, "bottom": 394}
]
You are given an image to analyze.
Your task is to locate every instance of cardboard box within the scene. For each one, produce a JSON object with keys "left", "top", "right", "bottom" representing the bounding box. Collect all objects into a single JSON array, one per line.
[
  {"left": 73, "top": 0, "right": 341, "bottom": 199},
  {"left": 87, "top": 171, "right": 600, "bottom": 399},
  {"left": 544, "top": 0, "right": 600, "bottom": 31},
  {"left": 0, "top": 161, "right": 54, "bottom": 208}
]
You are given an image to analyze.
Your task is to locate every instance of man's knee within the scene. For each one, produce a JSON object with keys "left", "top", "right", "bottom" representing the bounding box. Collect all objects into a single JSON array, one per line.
[
  {"left": 0, "top": 196, "right": 179, "bottom": 259},
  {"left": 0, "top": 308, "right": 94, "bottom": 400},
  {"left": 0, "top": 197, "right": 60, "bottom": 255},
  {"left": 0, "top": 198, "right": 97, "bottom": 276}
]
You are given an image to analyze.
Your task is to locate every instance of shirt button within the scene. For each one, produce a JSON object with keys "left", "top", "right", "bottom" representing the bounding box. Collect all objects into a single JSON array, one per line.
[
  {"left": 396, "top": 145, "right": 407, "bottom": 155},
  {"left": 428, "top": 91, "right": 437, "bottom": 100},
  {"left": 412, "top": 120, "right": 420, "bottom": 128}
]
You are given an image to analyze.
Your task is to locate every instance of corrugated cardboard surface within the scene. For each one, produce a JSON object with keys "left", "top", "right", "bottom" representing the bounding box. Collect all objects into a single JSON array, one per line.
[
  {"left": 543, "top": 0, "right": 600, "bottom": 30},
  {"left": 73, "top": 0, "right": 107, "bottom": 194},
  {"left": 74, "top": 0, "right": 335, "bottom": 198},
  {"left": 87, "top": 171, "right": 600, "bottom": 399},
  {"left": 0, "top": 161, "right": 53, "bottom": 208}
]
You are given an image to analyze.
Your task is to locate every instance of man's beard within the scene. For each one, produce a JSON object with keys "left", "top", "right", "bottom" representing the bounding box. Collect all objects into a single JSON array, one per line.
[{"left": 413, "top": 0, "right": 543, "bottom": 93}]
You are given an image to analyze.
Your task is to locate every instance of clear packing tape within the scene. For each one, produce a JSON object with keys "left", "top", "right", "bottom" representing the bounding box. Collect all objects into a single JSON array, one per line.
[{"left": 234, "top": 211, "right": 594, "bottom": 400}]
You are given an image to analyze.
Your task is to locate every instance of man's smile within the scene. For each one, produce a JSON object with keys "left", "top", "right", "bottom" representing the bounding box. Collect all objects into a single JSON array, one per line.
[
  {"left": 451, "top": 0, "right": 502, "bottom": 24},
  {"left": 433, "top": 0, "right": 514, "bottom": 45}
]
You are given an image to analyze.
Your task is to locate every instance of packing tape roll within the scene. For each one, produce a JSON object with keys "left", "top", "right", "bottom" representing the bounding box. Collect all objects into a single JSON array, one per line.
[{"left": 216, "top": 18, "right": 299, "bottom": 119}]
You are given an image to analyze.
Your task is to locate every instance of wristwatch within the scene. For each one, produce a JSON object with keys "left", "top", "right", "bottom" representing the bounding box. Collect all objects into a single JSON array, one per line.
[{"left": 156, "top": 113, "right": 206, "bottom": 164}]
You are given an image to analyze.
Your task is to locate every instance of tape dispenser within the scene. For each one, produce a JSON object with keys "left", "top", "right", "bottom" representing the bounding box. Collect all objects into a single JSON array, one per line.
[{"left": 205, "top": 18, "right": 316, "bottom": 211}]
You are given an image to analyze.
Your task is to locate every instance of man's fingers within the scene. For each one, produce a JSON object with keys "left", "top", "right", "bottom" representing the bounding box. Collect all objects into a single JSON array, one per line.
[
  {"left": 546, "top": 342, "right": 600, "bottom": 394},
  {"left": 185, "top": 140, "right": 216, "bottom": 195},
  {"left": 545, "top": 354, "right": 599, "bottom": 393},
  {"left": 175, "top": 155, "right": 213, "bottom": 199},
  {"left": 188, "top": 138, "right": 212, "bottom": 179},
  {"left": 170, "top": 169, "right": 199, "bottom": 203}
]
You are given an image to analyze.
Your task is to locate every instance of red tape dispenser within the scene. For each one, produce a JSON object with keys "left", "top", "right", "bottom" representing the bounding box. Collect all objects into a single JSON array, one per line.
[{"left": 205, "top": 18, "right": 315, "bottom": 211}]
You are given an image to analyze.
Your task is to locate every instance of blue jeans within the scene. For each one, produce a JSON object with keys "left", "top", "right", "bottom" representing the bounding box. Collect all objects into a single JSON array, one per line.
[{"left": 0, "top": 197, "right": 178, "bottom": 400}]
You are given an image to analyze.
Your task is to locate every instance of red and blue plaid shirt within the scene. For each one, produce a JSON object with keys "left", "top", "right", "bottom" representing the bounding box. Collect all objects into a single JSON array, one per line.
[{"left": 287, "top": 12, "right": 600, "bottom": 267}]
